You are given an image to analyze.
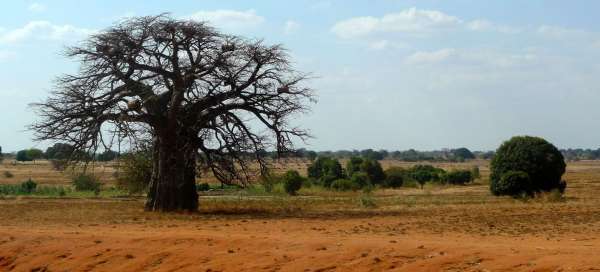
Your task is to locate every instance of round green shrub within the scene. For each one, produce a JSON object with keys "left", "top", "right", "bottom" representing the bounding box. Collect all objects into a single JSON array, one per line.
[
  {"left": 490, "top": 136, "right": 566, "bottom": 196},
  {"left": 72, "top": 173, "right": 102, "bottom": 192},
  {"left": 359, "top": 159, "right": 385, "bottom": 185},
  {"left": 20, "top": 178, "right": 37, "bottom": 194},
  {"left": 350, "top": 172, "right": 371, "bottom": 189},
  {"left": 282, "top": 170, "right": 304, "bottom": 195},
  {"left": 330, "top": 179, "right": 357, "bottom": 191},
  {"left": 495, "top": 171, "right": 532, "bottom": 197},
  {"left": 383, "top": 167, "right": 405, "bottom": 188},
  {"left": 442, "top": 170, "right": 472, "bottom": 185}
]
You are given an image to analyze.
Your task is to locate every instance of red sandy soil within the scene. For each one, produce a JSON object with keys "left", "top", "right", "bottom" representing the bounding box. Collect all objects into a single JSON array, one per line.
[{"left": 2, "top": 217, "right": 600, "bottom": 272}]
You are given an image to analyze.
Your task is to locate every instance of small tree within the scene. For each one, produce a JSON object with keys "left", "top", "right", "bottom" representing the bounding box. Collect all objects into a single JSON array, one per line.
[
  {"left": 307, "top": 157, "right": 344, "bottom": 186},
  {"left": 490, "top": 136, "right": 566, "bottom": 196},
  {"left": 16, "top": 150, "right": 32, "bottom": 162},
  {"left": 0, "top": 146, "right": 3, "bottom": 163},
  {"left": 345, "top": 157, "right": 363, "bottom": 177},
  {"left": 350, "top": 172, "right": 371, "bottom": 189},
  {"left": 408, "top": 165, "right": 445, "bottom": 189},
  {"left": 26, "top": 149, "right": 45, "bottom": 163},
  {"left": 384, "top": 167, "right": 405, "bottom": 188},
  {"left": 282, "top": 170, "right": 304, "bottom": 195},
  {"left": 72, "top": 173, "right": 102, "bottom": 192},
  {"left": 452, "top": 147, "right": 475, "bottom": 160},
  {"left": 359, "top": 159, "right": 385, "bottom": 185},
  {"left": 116, "top": 151, "right": 152, "bottom": 194}
]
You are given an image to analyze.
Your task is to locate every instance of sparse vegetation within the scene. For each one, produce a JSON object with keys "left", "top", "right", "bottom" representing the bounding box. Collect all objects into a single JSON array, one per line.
[
  {"left": 383, "top": 167, "right": 405, "bottom": 188},
  {"left": 282, "top": 170, "right": 304, "bottom": 195},
  {"left": 116, "top": 152, "right": 152, "bottom": 194},
  {"left": 330, "top": 179, "right": 357, "bottom": 191},
  {"left": 442, "top": 170, "right": 472, "bottom": 185},
  {"left": 307, "top": 157, "right": 344, "bottom": 187},
  {"left": 72, "top": 173, "right": 102, "bottom": 192},
  {"left": 20, "top": 179, "right": 37, "bottom": 194}
]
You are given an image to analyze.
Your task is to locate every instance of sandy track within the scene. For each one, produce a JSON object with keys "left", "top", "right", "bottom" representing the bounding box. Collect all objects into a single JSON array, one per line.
[{"left": 2, "top": 217, "right": 600, "bottom": 272}]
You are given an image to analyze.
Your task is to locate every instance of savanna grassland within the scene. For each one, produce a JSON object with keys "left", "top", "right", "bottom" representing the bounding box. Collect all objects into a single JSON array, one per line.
[{"left": 2, "top": 160, "right": 600, "bottom": 271}]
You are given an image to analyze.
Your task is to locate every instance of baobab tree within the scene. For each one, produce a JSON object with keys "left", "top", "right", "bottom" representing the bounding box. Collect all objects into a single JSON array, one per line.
[{"left": 30, "top": 15, "right": 314, "bottom": 212}]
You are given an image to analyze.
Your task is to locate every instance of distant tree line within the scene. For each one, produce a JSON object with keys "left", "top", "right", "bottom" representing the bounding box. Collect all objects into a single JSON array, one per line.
[
  {"left": 2, "top": 143, "right": 600, "bottom": 164},
  {"left": 282, "top": 148, "right": 490, "bottom": 162},
  {"left": 7, "top": 143, "right": 121, "bottom": 163}
]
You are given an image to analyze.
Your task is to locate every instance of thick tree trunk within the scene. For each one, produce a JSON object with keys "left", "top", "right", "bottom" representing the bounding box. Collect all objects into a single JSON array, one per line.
[{"left": 145, "top": 129, "right": 198, "bottom": 212}]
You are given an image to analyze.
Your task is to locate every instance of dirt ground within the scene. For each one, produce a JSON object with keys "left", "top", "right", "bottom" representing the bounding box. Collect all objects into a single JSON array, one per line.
[{"left": 1, "top": 160, "right": 600, "bottom": 271}]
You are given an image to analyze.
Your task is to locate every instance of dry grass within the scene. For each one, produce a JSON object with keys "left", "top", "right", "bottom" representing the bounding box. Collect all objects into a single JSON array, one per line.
[{"left": 1, "top": 160, "right": 600, "bottom": 238}]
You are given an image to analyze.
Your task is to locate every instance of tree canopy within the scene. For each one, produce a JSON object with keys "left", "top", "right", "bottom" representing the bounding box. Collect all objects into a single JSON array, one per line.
[{"left": 30, "top": 15, "right": 314, "bottom": 211}]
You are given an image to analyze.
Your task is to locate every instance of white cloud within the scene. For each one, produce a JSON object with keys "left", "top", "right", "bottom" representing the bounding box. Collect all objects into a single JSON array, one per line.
[
  {"left": 332, "top": 8, "right": 524, "bottom": 40},
  {"left": 283, "top": 20, "right": 301, "bottom": 35},
  {"left": 369, "top": 40, "right": 389, "bottom": 50},
  {"left": 405, "top": 48, "right": 537, "bottom": 68},
  {"left": 332, "top": 7, "right": 461, "bottom": 38},
  {"left": 537, "top": 25, "right": 588, "bottom": 39},
  {"left": 405, "top": 48, "right": 456, "bottom": 64},
  {"left": 28, "top": 3, "right": 46, "bottom": 13},
  {"left": 188, "top": 9, "right": 264, "bottom": 31},
  {"left": 466, "top": 20, "right": 492, "bottom": 31},
  {"left": 0, "top": 21, "right": 95, "bottom": 44}
]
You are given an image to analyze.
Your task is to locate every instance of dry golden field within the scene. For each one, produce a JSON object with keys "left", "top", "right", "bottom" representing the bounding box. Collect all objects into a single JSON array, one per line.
[{"left": 1, "top": 160, "right": 600, "bottom": 271}]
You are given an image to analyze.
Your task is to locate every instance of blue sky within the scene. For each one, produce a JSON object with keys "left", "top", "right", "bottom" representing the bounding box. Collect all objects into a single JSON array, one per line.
[{"left": 1, "top": 1, "right": 600, "bottom": 152}]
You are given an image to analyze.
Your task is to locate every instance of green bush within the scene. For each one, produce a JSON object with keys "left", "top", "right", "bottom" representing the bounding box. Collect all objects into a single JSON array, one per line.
[
  {"left": 346, "top": 157, "right": 364, "bottom": 177},
  {"left": 442, "top": 170, "right": 472, "bottom": 185},
  {"left": 407, "top": 165, "right": 446, "bottom": 189},
  {"left": 259, "top": 172, "right": 277, "bottom": 192},
  {"left": 72, "top": 173, "right": 102, "bottom": 192},
  {"left": 330, "top": 179, "right": 357, "bottom": 191},
  {"left": 20, "top": 179, "right": 37, "bottom": 194},
  {"left": 359, "top": 159, "right": 385, "bottom": 185},
  {"left": 116, "top": 152, "right": 152, "bottom": 194},
  {"left": 282, "top": 170, "right": 304, "bottom": 195},
  {"left": 495, "top": 171, "right": 532, "bottom": 197},
  {"left": 3, "top": 171, "right": 14, "bottom": 178},
  {"left": 350, "top": 172, "right": 371, "bottom": 189},
  {"left": 197, "top": 183, "right": 211, "bottom": 191},
  {"left": 490, "top": 136, "right": 566, "bottom": 196},
  {"left": 307, "top": 157, "right": 343, "bottom": 178},
  {"left": 383, "top": 167, "right": 405, "bottom": 188}
]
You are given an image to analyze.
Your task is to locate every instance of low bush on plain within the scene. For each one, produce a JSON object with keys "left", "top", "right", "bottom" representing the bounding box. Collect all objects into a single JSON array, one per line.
[
  {"left": 330, "top": 179, "right": 357, "bottom": 191},
  {"left": 20, "top": 178, "right": 37, "bottom": 193},
  {"left": 350, "top": 172, "right": 371, "bottom": 189},
  {"left": 383, "top": 167, "right": 405, "bottom": 188},
  {"left": 72, "top": 173, "right": 102, "bottom": 192},
  {"left": 282, "top": 170, "right": 304, "bottom": 195},
  {"left": 442, "top": 170, "right": 472, "bottom": 185},
  {"left": 116, "top": 152, "right": 152, "bottom": 194}
]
